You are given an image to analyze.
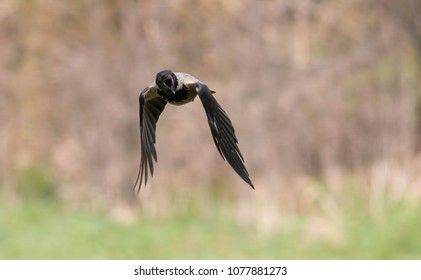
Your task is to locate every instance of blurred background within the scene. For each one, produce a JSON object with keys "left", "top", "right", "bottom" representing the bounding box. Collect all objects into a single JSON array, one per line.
[{"left": 1, "top": 0, "right": 421, "bottom": 259}]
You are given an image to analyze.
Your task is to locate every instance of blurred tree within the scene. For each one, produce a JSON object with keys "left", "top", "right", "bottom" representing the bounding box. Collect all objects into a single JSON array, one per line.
[{"left": 0, "top": 0, "right": 420, "bottom": 211}]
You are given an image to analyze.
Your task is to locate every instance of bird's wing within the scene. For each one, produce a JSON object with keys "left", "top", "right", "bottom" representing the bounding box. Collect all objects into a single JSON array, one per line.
[
  {"left": 195, "top": 83, "right": 254, "bottom": 189},
  {"left": 134, "top": 86, "right": 167, "bottom": 191}
]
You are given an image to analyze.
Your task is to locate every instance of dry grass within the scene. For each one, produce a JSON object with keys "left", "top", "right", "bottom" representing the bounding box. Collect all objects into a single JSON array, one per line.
[{"left": 0, "top": 0, "right": 421, "bottom": 228}]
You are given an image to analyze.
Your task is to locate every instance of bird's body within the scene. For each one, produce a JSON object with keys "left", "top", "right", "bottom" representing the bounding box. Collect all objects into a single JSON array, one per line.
[
  {"left": 145, "top": 72, "right": 200, "bottom": 105},
  {"left": 134, "top": 70, "right": 254, "bottom": 191}
]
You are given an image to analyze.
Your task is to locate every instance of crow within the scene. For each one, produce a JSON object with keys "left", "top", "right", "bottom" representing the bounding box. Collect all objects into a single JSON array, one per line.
[{"left": 134, "top": 70, "right": 254, "bottom": 191}]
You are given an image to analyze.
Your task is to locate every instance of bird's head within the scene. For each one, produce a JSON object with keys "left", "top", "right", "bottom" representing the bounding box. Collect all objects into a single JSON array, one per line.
[{"left": 156, "top": 70, "right": 177, "bottom": 95}]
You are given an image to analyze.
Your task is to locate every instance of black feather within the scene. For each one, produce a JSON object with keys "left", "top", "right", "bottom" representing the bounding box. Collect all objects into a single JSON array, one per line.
[
  {"left": 195, "top": 83, "right": 254, "bottom": 189},
  {"left": 134, "top": 87, "right": 167, "bottom": 192}
]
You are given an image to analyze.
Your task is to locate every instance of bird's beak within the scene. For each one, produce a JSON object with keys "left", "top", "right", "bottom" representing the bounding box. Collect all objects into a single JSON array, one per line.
[{"left": 171, "top": 85, "right": 176, "bottom": 95}]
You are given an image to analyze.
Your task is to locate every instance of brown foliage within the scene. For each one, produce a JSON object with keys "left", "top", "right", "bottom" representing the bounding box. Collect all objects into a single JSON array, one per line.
[{"left": 0, "top": 0, "right": 420, "bottom": 209}]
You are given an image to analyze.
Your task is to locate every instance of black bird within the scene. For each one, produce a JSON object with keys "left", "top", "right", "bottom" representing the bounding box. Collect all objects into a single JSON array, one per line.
[{"left": 134, "top": 70, "right": 254, "bottom": 191}]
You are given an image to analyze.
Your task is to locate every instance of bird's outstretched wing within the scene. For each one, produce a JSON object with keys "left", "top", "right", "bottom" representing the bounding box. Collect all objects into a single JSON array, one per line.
[
  {"left": 134, "top": 87, "right": 167, "bottom": 191},
  {"left": 195, "top": 83, "right": 254, "bottom": 189}
]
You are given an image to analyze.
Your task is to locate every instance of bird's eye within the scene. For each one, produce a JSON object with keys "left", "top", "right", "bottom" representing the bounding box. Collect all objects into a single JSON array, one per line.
[{"left": 164, "top": 79, "right": 172, "bottom": 87}]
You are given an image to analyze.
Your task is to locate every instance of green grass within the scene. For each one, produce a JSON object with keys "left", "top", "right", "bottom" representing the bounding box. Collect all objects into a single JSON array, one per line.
[{"left": 0, "top": 199, "right": 420, "bottom": 259}]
